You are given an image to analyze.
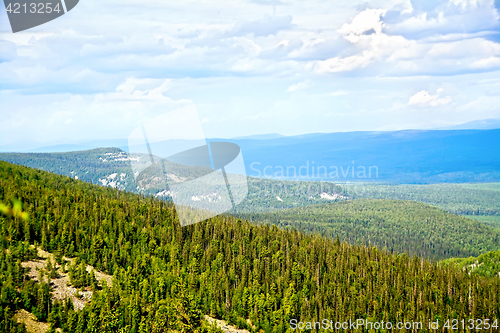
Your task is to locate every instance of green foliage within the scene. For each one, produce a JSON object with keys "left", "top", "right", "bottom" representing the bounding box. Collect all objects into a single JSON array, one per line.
[
  {"left": 343, "top": 182, "right": 500, "bottom": 216},
  {"left": 2, "top": 148, "right": 499, "bottom": 219},
  {"left": 0, "top": 248, "right": 50, "bottom": 329},
  {"left": 68, "top": 258, "right": 97, "bottom": 290},
  {"left": 467, "top": 215, "right": 500, "bottom": 230},
  {"left": 231, "top": 177, "right": 346, "bottom": 213},
  {"left": 0, "top": 148, "right": 136, "bottom": 192},
  {"left": 0, "top": 160, "right": 499, "bottom": 332},
  {"left": 45, "top": 258, "right": 57, "bottom": 280},
  {"left": 241, "top": 199, "right": 500, "bottom": 261},
  {"left": 5, "top": 242, "right": 36, "bottom": 262},
  {"left": 442, "top": 250, "right": 500, "bottom": 278},
  {"left": 0, "top": 305, "right": 27, "bottom": 333}
]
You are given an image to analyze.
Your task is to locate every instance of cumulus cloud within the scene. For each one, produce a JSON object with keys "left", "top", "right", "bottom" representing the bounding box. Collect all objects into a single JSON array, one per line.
[
  {"left": 385, "top": 0, "right": 499, "bottom": 39},
  {"left": 313, "top": 9, "right": 389, "bottom": 73},
  {"left": 0, "top": 0, "right": 499, "bottom": 146},
  {"left": 338, "top": 9, "right": 387, "bottom": 43},
  {"left": 313, "top": 2, "right": 500, "bottom": 75},
  {"left": 0, "top": 78, "right": 192, "bottom": 148},
  {"left": 314, "top": 9, "right": 414, "bottom": 74},
  {"left": 408, "top": 88, "right": 451, "bottom": 107}
]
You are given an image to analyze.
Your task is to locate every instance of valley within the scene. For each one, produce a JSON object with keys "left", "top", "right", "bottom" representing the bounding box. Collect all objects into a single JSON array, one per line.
[
  {"left": 1, "top": 148, "right": 498, "bottom": 218},
  {"left": 240, "top": 199, "right": 500, "bottom": 261}
]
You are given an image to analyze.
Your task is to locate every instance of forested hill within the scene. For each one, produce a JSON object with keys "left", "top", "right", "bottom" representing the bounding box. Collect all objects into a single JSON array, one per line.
[
  {"left": 240, "top": 200, "right": 500, "bottom": 261},
  {"left": 3, "top": 149, "right": 500, "bottom": 218},
  {"left": 0, "top": 149, "right": 350, "bottom": 212},
  {"left": 0, "top": 148, "right": 138, "bottom": 192},
  {"left": 4, "top": 128, "right": 498, "bottom": 183},
  {"left": 442, "top": 250, "right": 500, "bottom": 279},
  {"left": 1, "top": 161, "right": 499, "bottom": 332},
  {"left": 343, "top": 182, "right": 500, "bottom": 216}
]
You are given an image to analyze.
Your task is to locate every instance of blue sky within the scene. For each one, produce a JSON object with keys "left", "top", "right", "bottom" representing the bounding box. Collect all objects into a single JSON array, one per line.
[{"left": 0, "top": 0, "right": 499, "bottom": 150}]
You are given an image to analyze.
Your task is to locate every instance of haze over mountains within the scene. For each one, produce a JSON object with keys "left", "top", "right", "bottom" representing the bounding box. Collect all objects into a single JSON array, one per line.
[
  {"left": 1, "top": 118, "right": 498, "bottom": 153},
  {"left": 231, "top": 129, "right": 499, "bottom": 182},
  {"left": 437, "top": 118, "right": 500, "bottom": 130},
  {"left": 1, "top": 129, "right": 499, "bottom": 183}
]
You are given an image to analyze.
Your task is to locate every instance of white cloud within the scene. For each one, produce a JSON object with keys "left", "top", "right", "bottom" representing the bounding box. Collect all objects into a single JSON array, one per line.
[
  {"left": 0, "top": 78, "right": 192, "bottom": 148},
  {"left": 386, "top": 0, "right": 499, "bottom": 38},
  {"left": 94, "top": 78, "right": 189, "bottom": 109},
  {"left": 471, "top": 56, "right": 500, "bottom": 69},
  {"left": 315, "top": 51, "right": 374, "bottom": 73},
  {"left": 329, "top": 90, "right": 349, "bottom": 96},
  {"left": 314, "top": 10, "right": 415, "bottom": 74},
  {"left": 387, "top": 12, "right": 447, "bottom": 35},
  {"left": 286, "top": 81, "right": 309, "bottom": 92},
  {"left": 314, "top": 8, "right": 417, "bottom": 73},
  {"left": 408, "top": 88, "right": 452, "bottom": 107},
  {"left": 338, "top": 9, "right": 387, "bottom": 43},
  {"left": 450, "top": 0, "right": 493, "bottom": 10},
  {"left": 313, "top": 3, "right": 500, "bottom": 75},
  {"left": 1, "top": 0, "right": 499, "bottom": 147}
]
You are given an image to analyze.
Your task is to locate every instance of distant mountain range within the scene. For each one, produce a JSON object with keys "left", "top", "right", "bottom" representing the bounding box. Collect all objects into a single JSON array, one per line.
[
  {"left": 0, "top": 129, "right": 498, "bottom": 183},
  {"left": 225, "top": 129, "right": 500, "bottom": 182},
  {"left": 1, "top": 118, "right": 498, "bottom": 154},
  {"left": 0, "top": 135, "right": 288, "bottom": 153},
  {"left": 0, "top": 143, "right": 498, "bottom": 215},
  {"left": 232, "top": 133, "right": 286, "bottom": 140},
  {"left": 437, "top": 118, "right": 500, "bottom": 130}
]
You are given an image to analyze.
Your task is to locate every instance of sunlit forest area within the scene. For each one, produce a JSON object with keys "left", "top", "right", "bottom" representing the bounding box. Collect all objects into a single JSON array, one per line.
[{"left": 1, "top": 161, "right": 499, "bottom": 332}]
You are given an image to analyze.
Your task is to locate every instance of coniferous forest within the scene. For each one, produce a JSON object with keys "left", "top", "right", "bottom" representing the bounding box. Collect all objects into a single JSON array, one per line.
[
  {"left": 1, "top": 160, "right": 499, "bottom": 332},
  {"left": 240, "top": 200, "right": 500, "bottom": 261},
  {"left": 2, "top": 149, "right": 499, "bottom": 219}
]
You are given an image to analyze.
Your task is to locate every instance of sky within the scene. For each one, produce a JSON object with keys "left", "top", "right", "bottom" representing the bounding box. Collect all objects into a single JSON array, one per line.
[{"left": 0, "top": 0, "right": 499, "bottom": 150}]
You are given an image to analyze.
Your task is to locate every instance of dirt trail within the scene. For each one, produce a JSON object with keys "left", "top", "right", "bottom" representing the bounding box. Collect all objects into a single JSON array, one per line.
[
  {"left": 204, "top": 315, "right": 251, "bottom": 333},
  {"left": 18, "top": 248, "right": 250, "bottom": 333},
  {"left": 14, "top": 310, "right": 52, "bottom": 333},
  {"left": 21, "top": 247, "right": 112, "bottom": 310}
]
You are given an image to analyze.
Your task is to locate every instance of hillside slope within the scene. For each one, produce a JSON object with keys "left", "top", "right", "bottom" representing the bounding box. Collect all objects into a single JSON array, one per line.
[
  {"left": 0, "top": 162, "right": 500, "bottom": 333},
  {"left": 241, "top": 199, "right": 500, "bottom": 261},
  {"left": 344, "top": 182, "right": 500, "bottom": 216},
  {"left": 442, "top": 250, "right": 500, "bottom": 279},
  {"left": 1, "top": 160, "right": 499, "bottom": 332},
  {"left": 3, "top": 149, "right": 500, "bottom": 217},
  {"left": 0, "top": 148, "right": 137, "bottom": 191},
  {"left": 0, "top": 149, "right": 349, "bottom": 213}
]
